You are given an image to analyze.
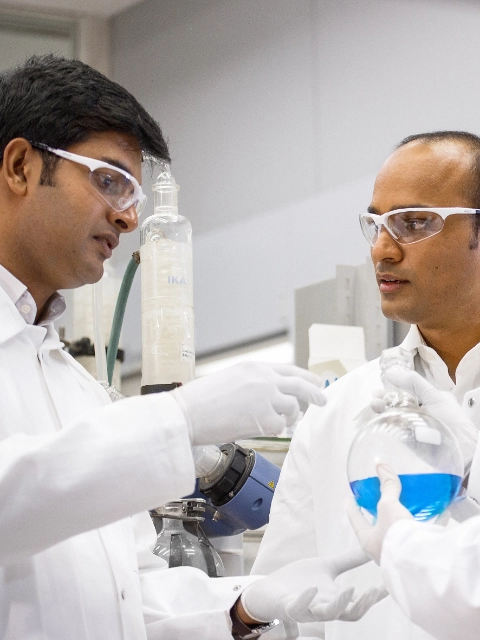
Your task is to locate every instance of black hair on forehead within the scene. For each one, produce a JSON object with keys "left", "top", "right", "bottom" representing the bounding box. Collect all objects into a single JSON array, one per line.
[{"left": 0, "top": 54, "right": 170, "bottom": 165}]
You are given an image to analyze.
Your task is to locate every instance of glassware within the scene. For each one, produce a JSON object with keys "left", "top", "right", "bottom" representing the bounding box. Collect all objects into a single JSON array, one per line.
[
  {"left": 150, "top": 499, "right": 225, "bottom": 577},
  {"left": 140, "top": 162, "right": 195, "bottom": 392},
  {"left": 347, "top": 347, "right": 463, "bottom": 521}
]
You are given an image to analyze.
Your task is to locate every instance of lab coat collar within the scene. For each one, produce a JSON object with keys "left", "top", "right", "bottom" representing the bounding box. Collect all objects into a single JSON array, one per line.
[
  {"left": 39, "top": 323, "right": 65, "bottom": 353},
  {"left": 0, "top": 285, "right": 31, "bottom": 344},
  {"left": 0, "top": 286, "right": 63, "bottom": 351},
  {"left": 399, "top": 323, "right": 480, "bottom": 400},
  {"left": 399, "top": 324, "right": 425, "bottom": 351},
  {"left": 0, "top": 262, "right": 28, "bottom": 305},
  {"left": 0, "top": 263, "right": 66, "bottom": 326}
]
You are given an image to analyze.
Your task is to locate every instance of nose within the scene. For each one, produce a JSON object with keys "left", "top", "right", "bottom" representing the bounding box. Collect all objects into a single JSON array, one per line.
[
  {"left": 371, "top": 226, "right": 403, "bottom": 264},
  {"left": 107, "top": 205, "right": 139, "bottom": 233}
]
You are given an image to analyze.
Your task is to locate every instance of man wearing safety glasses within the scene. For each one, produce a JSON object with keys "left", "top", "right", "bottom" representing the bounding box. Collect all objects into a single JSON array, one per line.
[
  {"left": 0, "top": 55, "right": 339, "bottom": 640},
  {"left": 32, "top": 142, "right": 148, "bottom": 217},
  {"left": 253, "top": 131, "right": 480, "bottom": 639}
]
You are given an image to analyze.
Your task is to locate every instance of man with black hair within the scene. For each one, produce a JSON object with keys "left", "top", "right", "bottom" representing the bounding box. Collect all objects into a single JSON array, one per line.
[
  {"left": 253, "top": 131, "right": 480, "bottom": 639},
  {"left": 0, "top": 55, "right": 345, "bottom": 639}
]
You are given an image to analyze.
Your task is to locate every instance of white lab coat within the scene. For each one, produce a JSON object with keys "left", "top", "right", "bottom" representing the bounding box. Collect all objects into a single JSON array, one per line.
[
  {"left": 0, "top": 286, "right": 256, "bottom": 640},
  {"left": 252, "top": 326, "right": 480, "bottom": 640},
  {"left": 380, "top": 412, "right": 480, "bottom": 640}
]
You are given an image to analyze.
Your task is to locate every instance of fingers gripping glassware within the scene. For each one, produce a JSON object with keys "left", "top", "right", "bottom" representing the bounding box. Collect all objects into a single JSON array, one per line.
[
  {"left": 31, "top": 142, "right": 147, "bottom": 216},
  {"left": 347, "top": 347, "right": 464, "bottom": 521},
  {"left": 360, "top": 207, "right": 480, "bottom": 246}
]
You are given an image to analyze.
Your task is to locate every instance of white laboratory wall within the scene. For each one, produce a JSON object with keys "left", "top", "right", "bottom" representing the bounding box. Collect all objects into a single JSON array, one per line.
[
  {"left": 0, "top": 10, "right": 112, "bottom": 79},
  {"left": 0, "top": 29, "right": 72, "bottom": 70},
  {"left": 111, "top": 0, "right": 480, "bottom": 367},
  {"left": 0, "top": 12, "right": 75, "bottom": 72},
  {"left": 192, "top": 176, "right": 373, "bottom": 353},
  {"left": 77, "top": 16, "right": 111, "bottom": 77}
]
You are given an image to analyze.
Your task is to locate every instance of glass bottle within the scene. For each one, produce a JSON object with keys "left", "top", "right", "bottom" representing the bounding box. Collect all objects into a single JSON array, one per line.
[{"left": 140, "top": 162, "right": 195, "bottom": 393}]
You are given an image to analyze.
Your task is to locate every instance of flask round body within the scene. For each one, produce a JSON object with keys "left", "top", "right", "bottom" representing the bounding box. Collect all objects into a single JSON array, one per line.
[
  {"left": 150, "top": 500, "right": 225, "bottom": 578},
  {"left": 347, "top": 400, "right": 463, "bottom": 521},
  {"left": 152, "top": 517, "right": 225, "bottom": 578}
]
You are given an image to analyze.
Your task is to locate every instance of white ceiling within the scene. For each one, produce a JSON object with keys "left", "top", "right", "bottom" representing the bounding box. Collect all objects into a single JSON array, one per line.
[{"left": 0, "top": 0, "right": 143, "bottom": 17}]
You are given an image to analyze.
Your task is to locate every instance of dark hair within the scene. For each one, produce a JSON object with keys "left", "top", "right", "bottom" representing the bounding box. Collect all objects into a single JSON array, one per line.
[
  {"left": 0, "top": 54, "right": 170, "bottom": 184},
  {"left": 398, "top": 131, "right": 480, "bottom": 248}
]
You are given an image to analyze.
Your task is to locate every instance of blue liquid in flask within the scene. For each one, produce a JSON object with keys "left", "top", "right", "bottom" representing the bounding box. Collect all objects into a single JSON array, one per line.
[{"left": 350, "top": 473, "right": 462, "bottom": 521}]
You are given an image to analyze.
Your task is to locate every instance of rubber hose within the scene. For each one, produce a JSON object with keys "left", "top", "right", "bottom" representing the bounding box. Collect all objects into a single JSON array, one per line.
[{"left": 107, "top": 255, "right": 140, "bottom": 385}]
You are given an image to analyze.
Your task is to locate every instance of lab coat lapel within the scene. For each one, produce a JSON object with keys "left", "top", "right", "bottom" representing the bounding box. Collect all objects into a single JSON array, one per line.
[
  {"left": 97, "top": 520, "right": 147, "bottom": 640},
  {"left": 32, "top": 318, "right": 111, "bottom": 426},
  {"left": 465, "top": 387, "right": 480, "bottom": 504}
]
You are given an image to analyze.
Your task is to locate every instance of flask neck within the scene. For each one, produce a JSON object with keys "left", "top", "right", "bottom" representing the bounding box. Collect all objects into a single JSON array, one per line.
[
  {"left": 380, "top": 346, "right": 416, "bottom": 408},
  {"left": 153, "top": 208, "right": 179, "bottom": 218},
  {"left": 153, "top": 161, "right": 179, "bottom": 210},
  {"left": 383, "top": 389, "right": 419, "bottom": 410},
  {"left": 379, "top": 347, "right": 414, "bottom": 378},
  {"left": 160, "top": 517, "right": 185, "bottom": 532},
  {"left": 154, "top": 193, "right": 178, "bottom": 211}
]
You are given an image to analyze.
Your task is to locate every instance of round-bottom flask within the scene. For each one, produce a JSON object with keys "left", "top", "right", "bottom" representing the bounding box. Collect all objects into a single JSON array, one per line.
[
  {"left": 150, "top": 500, "right": 225, "bottom": 577},
  {"left": 347, "top": 348, "right": 463, "bottom": 521}
]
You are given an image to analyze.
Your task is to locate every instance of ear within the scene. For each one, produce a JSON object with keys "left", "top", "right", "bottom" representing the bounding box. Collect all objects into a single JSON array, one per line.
[{"left": 1, "top": 138, "right": 41, "bottom": 197}]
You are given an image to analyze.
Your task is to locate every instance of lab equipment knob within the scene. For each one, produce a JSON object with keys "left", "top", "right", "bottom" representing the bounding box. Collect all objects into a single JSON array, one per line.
[{"left": 347, "top": 347, "right": 463, "bottom": 521}]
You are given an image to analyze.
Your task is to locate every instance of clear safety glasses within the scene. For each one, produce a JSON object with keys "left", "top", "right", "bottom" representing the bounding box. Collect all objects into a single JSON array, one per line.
[
  {"left": 359, "top": 207, "right": 480, "bottom": 246},
  {"left": 32, "top": 142, "right": 147, "bottom": 216}
]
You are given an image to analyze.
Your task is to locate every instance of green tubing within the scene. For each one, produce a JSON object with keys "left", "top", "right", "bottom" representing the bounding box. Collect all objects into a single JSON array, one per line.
[{"left": 107, "top": 254, "right": 140, "bottom": 386}]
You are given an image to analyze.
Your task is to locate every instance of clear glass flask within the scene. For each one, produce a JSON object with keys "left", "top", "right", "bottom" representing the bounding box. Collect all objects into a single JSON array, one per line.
[
  {"left": 347, "top": 347, "right": 463, "bottom": 521},
  {"left": 150, "top": 500, "right": 225, "bottom": 577},
  {"left": 140, "top": 162, "right": 195, "bottom": 391}
]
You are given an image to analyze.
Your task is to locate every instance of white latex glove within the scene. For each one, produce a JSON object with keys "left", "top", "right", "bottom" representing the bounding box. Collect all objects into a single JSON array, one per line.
[
  {"left": 172, "top": 362, "right": 326, "bottom": 445},
  {"left": 347, "top": 463, "right": 413, "bottom": 564},
  {"left": 241, "top": 548, "right": 387, "bottom": 624},
  {"left": 335, "top": 581, "right": 388, "bottom": 622},
  {"left": 371, "top": 368, "right": 478, "bottom": 471}
]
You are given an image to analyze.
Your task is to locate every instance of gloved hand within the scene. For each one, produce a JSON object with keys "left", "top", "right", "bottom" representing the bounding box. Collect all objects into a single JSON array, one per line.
[
  {"left": 241, "top": 548, "right": 387, "bottom": 624},
  {"left": 371, "top": 368, "right": 478, "bottom": 470},
  {"left": 335, "top": 581, "right": 388, "bottom": 622},
  {"left": 172, "top": 362, "right": 326, "bottom": 445},
  {"left": 347, "top": 463, "right": 413, "bottom": 564}
]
